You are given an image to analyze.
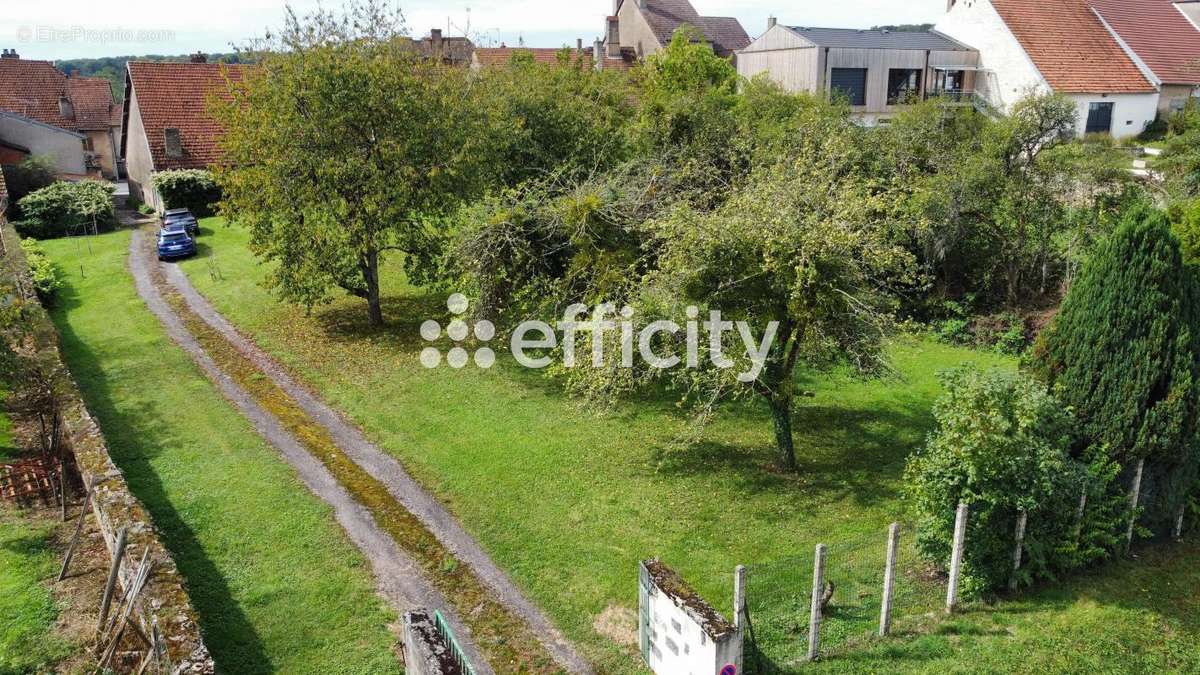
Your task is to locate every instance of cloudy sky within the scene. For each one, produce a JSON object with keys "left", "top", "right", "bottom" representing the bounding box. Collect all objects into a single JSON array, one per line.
[{"left": 4, "top": 0, "right": 949, "bottom": 60}]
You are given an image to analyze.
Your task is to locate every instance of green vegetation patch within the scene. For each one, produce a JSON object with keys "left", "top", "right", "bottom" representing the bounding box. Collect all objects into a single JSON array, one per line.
[
  {"left": 0, "top": 512, "right": 72, "bottom": 674},
  {"left": 41, "top": 230, "right": 398, "bottom": 675}
]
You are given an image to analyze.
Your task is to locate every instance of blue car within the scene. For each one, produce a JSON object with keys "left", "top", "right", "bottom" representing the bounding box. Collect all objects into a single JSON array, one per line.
[{"left": 157, "top": 224, "right": 197, "bottom": 260}]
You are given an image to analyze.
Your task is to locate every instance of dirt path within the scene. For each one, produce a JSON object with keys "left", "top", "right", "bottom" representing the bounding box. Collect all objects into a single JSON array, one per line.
[{"left": 126, "top": 228, "right": 495, "bottom": 673}]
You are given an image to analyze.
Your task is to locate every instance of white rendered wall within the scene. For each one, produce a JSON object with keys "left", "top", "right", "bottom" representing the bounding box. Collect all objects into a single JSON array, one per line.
[
  {"left": 1066, "top": 93, "right": 1160, "bottom": 139},
  {"left": 935, "top": 0, "right": 1049, "bottom": 112}
]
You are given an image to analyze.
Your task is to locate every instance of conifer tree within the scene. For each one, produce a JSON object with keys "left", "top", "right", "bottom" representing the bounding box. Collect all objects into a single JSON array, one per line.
[{"left": 1031, "top": 204, "right": 1200, "bottom": 532}]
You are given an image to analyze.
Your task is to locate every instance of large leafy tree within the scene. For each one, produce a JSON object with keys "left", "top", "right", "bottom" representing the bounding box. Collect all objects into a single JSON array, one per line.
[
  {"left": 214, "top": 2, "right": 493, "bottom": 326},
  {"left": 639, "top": 109, "right": 917, "bottom": 470},
  {"left": 1030, "top": 204, "right": 1200, "bottom": 532}
]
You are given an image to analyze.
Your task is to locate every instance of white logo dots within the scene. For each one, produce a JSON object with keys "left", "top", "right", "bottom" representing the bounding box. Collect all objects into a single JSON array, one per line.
[{"left": 420, "top": 294, "right": 496, "bottom": 370}]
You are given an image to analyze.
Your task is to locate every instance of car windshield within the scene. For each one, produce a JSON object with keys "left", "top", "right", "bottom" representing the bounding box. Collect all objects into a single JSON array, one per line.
[{"left": 161, "top": 233, "right": 190, "bottom": 243}]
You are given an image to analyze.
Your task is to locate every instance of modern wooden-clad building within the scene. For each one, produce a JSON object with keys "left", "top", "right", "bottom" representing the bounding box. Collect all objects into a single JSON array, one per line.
[{"left": 737, "top": 22, "right": 980, "bottom": 124}]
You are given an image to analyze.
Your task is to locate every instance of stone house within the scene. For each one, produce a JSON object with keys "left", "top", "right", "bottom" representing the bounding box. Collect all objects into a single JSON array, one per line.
[
  {"left": 601, "top": 0, "right": 750, "bottom": 62},
  {"left": 121, "top": 57, "right": 246, "bottom": 213},
  {"left": 935, "top": 0, "right": 1161, "bottom": 138},
  {"left": 737, "top": 22, "right": 981, "bottom": 125},
  {"left": 0, "top": 49, "right": 122, "bottom": 178}
]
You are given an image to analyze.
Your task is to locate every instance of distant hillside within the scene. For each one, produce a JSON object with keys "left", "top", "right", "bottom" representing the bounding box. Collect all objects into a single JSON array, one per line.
[
  {"left": 869, "top": 23, "right": 936, "bottom": 32},
  {"left": 53, "top": 53, "right": 250, "bottom": 102}
]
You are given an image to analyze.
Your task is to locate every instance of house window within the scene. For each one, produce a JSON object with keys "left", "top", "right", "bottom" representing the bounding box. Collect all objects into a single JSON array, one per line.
[
  {"left": 830, "top": 68, "right": 868, "bottom": 106},
  {"left": 887, "top": 69, "right": 923, "bottom": 105},
  {"left": 1085, "top": 102, "right": 1115, "bottom": 135}
]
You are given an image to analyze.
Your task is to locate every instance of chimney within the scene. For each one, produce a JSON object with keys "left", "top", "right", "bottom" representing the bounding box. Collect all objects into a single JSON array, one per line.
[
  {"left": 1, "top": 48, "right": 18, "bottom": 59},
  {"left": 189, "top": 51, "right": 207, "bottom": 63},
  {"left": 164, "top": 128, "right": 183, "bottom": 158},
  {"left": 767, "top": 17, "right": 777, "bottom": 30},
  {"left": 58, "top": 96, "right": 74, "bottom": 119},
  {"left": 577, "top": 38, "right": 583, "bottom": 52},
  {"left": 594, "top": 39, "right": 604, "bottom": 66},
  {"left": 607, "top": 17, "right": 621, "bottom": 57},
  {"left": 431, "top": 28, "right": 444, "bottom": 54}
]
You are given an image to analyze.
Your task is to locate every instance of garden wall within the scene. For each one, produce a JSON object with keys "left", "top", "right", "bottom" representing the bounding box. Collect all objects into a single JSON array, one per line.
[{"left": 0, "top": 220, "right": 214, "bottom": 673}]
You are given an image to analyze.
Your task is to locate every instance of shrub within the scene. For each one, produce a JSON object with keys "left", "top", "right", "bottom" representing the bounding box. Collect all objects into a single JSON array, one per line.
[
  {"left": 150, "top": 169, "right": 221, "bottom": 217},
  {"left": 15, "top": 180, "right": 116, "bottom": 239},
  {"left": 19, "top": 238, "right": 61, "bottom": 305},
  {"left": 1169, "top": 199, "right": 1200, "bottom": 265},
  {"left": 906, "top": 368, "right": 1122, "bottom": 596},
  {"left": 1029, "top": 204, "right": 1200, "bottom": 534},
  {"left": 1, "top": 157, "right": 57, "bottom": 219}
]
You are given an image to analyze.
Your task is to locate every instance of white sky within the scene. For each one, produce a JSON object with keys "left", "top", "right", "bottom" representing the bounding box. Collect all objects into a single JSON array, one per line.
[{"left": 3, "top": 0, "right": 949, "bottom": 61}]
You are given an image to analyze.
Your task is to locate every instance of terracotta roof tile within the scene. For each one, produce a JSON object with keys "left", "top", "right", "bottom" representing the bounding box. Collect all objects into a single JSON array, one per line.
[
  {"left": 992, "top": 0, "right": 1156, "bottom": 93},
  {"left": 474, "top": 47, "right": 582, "bottom": 67},
  {"left": 0, "top": 59, "right": 118, "bottom": 132},
  {"left": 1090, "top": 0, "right": 1200, "bottom": 85},
  {"left": 126, "top": 61, "right": 247, "bottom": 171}
]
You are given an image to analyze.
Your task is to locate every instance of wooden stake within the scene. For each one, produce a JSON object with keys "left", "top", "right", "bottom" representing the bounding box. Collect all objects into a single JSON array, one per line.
[
  {"left": 807, "top": 544, "right": 827, "bottom": 662},
  {"left": 732, "top": 564, "right": 746, "bottom": 630},
  {"left": 946, "top": 502, "right": 969, "bottom": 613},
  {"left": 98, "top": 527, "right": 128, "bottom": 633},
  {"left": 57, "top": 484, "right": 93, "bottom": 582},
  {"left": 880, "top": 523, "right": 900, "bottom": 636}
]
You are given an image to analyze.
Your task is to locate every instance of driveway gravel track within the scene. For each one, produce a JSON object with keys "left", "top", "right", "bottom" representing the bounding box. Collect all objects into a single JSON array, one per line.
[
  {"left": 136, "top": 227, "right": 592, "bottom": 674},
  {"left": 127, "top": 228, "right": 495, "bottom": 673}
]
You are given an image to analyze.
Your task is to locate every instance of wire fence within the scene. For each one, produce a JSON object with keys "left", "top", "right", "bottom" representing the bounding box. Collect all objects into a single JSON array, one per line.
[{"left": 742, "top": 524, "right": 945, "bottom": 673}]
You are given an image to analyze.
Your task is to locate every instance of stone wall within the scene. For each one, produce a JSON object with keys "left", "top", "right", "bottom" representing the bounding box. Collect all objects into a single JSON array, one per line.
[
  {"left": 0, "top": 221, "right": 214, "bottom": 673},
  {"left": 403, "top": 609, "right": 465, "bottom": 675}
]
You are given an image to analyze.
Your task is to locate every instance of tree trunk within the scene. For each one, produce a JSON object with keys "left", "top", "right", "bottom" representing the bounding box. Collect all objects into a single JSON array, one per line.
[
  {"left": 364, "top": 249, "right": 383, "bottom": 327},
  {"left": 770, "top": 394, "right": 796, "bottom": 471}
]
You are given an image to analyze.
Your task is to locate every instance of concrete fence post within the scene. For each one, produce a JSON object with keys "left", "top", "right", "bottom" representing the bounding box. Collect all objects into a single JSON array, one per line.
[
  {"left": 733, "top": 564, "right": 746, "bottom": 630},
  {"left": 807, "top": 544, "right": 827, "bottom": 662},
  {"left": 1175, "top": 504, "right": 1187, "bottom": 543},
  {"left": 1008, "top": 510, "right": 1027, "bottom": 591},
  {"left": 1073, "top": 490, "right": 1088, "bottom": 541},
  {"left": 879, "top": 523, "right": 900, "bottom": 636},
  {"left": 1126, "top": 459, "right": 1145, "bottom": 554},
  {"left": 946, "top": 502, "right": 968, "bottom": 614}
]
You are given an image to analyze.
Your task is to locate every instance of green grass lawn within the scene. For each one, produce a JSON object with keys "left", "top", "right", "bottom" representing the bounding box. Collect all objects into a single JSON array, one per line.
[
  {"left": 41, "top": 230, "right": 399, "bottom": 675},
  {"left": 177, "top": 218, "right": 1200, "bottom": 673},
  {"left": 175, "top": 219, "right": 1037, "bottom": 671},
  {"left": 0, "top": 511, "right": 73, "bottom": 674}
]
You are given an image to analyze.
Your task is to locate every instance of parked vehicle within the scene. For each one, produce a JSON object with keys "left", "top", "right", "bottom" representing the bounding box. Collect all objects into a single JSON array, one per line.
[
  {"left": 162, "top": 208, "right": 199, "bottom": 236},
  {"left": 157, "top": 225, "right": 197, "bottom": 260}
]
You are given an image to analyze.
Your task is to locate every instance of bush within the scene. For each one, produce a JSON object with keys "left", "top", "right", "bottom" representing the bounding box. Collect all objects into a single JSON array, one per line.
[
  {"left": 15, "top": 181, "right": 116, "bottom": 239},
  {"left": 906, "top": 368, "right": 1122, "bottom": 596},
  {"left": 150, "top": 169, "right": 221, "bottom": 217},
  {"left": 19, "top": 238, "right": 62, "bottom": 305},
  {"left": 1030, "top": 204, "right": 1200, "bottom": 534},
  {"left": 1, "top": 157, "right": 57, "bottom": 219},
  {"left": 1169, "top": 199, "right": 1200, "bottom": 265}
]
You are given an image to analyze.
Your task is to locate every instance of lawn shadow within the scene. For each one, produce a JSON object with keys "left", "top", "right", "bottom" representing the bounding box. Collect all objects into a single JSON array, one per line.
[{"left": 48, "top": 296, "right": 273, "bottom": 675}]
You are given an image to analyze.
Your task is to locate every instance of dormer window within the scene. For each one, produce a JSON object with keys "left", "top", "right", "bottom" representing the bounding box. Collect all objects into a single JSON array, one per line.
[{"left": 58, "top": 96, "right": 74, "bottom": 119}]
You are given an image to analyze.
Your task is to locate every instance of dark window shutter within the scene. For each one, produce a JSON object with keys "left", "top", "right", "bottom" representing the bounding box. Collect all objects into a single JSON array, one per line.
[{"left": 830, "top": 68, "right": 868, "bottom": 106}]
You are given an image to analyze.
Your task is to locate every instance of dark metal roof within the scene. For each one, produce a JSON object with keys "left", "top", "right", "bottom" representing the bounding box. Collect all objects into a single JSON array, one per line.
[{"left": 787, "top": 27, "right": 974, "bottom": 51}]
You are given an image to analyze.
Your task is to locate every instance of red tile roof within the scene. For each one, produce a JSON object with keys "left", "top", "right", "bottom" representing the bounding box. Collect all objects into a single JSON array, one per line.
[
  {"left": 1090, "top": 0, "right": 1200, "bottom": 85},
  {"left": 126, "top": 61, "right": 247, "bottom": 171},
  {"left": 992, "top": 0, "right": 1156, "bottom": 93},
  {"left": 0, "top": 58, "right": 119, "bottom": 132},
  {"left": 474, "top": 47, "right": 584, "bottom": 67}
]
